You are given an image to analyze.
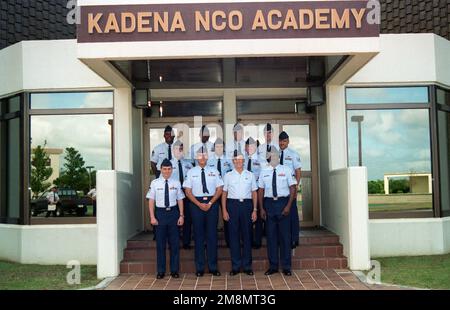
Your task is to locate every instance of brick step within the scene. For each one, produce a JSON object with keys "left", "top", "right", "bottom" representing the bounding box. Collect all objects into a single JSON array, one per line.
[
  {"left": 127, "top": 235, "right": 340, "bottom": 249},
  {"left": 120, "top": 256, "right": 348, "bottom": 274},
  {"left": 123, "top": 244, "right": 343, "bottom": 261}
]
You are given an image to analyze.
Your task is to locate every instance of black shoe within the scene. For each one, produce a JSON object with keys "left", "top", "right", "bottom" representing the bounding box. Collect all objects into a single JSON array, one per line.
[
  {"left": 291, "top": 241, "right": 299, "bottom": 249},
  {"left": 252, "top": 244, "right": 262, "bottom": 249},
  {"left": 156, "top": 272, "right": 165, "bottom": 279},
  {"left": 229, "top": 270, "right": 240, "bottom": 276},
  {"left": 264, "top": 269, "right": 278, "bottom": 276},
  {"left": 244, "top": 270, "right": 254, "bottom": 276},
  {"left": 282, "top": 269, "right": 292, "bottom": 276},
  {"left": 209, "top": 270, "right": 221, "bottom": 276},
  {"left": 196, "top": 271, "right": 204, "bottom": 277},
  {"left": 182, "top": 244, "right": 191, "bottom": 250},
  {"left": 170, "top": 272, "right": 179, "bottom": 278}
]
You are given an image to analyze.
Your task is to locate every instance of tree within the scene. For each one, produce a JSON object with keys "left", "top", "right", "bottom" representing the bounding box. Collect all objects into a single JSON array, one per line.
[
  {"left": 30, "top": 145, "right": 53, "bottom": 198},
  {"left": 368, "top": 180, "right": 384, "bottom": 194},
  {"left": 54, "top": 147, "right": 89, "bottom": 193}
]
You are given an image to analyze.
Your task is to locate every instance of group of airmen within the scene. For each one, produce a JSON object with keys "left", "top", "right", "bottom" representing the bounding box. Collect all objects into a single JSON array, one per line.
[{"left": 148, "top": 123, "right": 302, "bottom": 279}]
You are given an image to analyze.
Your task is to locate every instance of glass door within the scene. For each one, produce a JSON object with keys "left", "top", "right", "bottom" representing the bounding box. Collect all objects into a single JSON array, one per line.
[{"left": 239, "top": 116, "right": 319, "bottom": 227}]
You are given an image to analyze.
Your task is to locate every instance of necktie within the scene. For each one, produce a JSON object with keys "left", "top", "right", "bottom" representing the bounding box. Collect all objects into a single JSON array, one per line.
[
  {"left": 247, "top": 157, "right": 252, "bottom": 172},
  {"left": 178, "top": 160, "right": 184, "bottom": 185},
  {"left": 53, "top": 192, "right": 56, "bottom": 203},
  {"left": 280, "top": 150, "right": 284, "bottom": 165},
  {"left": 237, "top": 142, "right": 241, "bottom": 154},
  {"left": 217, "top": 158, "right": 222, "bottom": 177},
  {"left": 272, "top": 169, "right": 278, "bottom": 198},
  {"left": 267, "top": 144, "right": 271, "bottom": 153},
  {"left": 168, "top": 144, "right": 172, "bottom": 160},
  {"left": 164, "top": 180, "right": 170, "bottom": 207},
  {"left": 201, "top": 168, "right": 209, "bottom": 194}
]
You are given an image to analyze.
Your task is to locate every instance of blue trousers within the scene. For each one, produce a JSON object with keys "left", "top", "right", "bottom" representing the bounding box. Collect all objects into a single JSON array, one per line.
[
  {"left": 227, "top": 199, "right": 253, "bottom": 271},
  {"left": 181, "top": 198, "right": 192, "bottom": 246},
  {"left": 252, "top": 201, "right": 264, "bottom": 247},
  {"left": 155, "top": 207, "right": 180, "bottom": 274},
  {"left": 290, "top": 199, "right": 300, "bottom": 245},
  {"left": 264, "top": 197, "right": 292, "bottom": 270},
  {"left": 191, "top": 197, "right": 219, "bottom": 272}
]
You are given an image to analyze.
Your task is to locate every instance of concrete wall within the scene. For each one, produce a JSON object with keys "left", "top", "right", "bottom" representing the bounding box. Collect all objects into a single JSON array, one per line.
[
  {"left": 97, "top": 170, "right": 142, "bottom": 278},
  {"left": 0, "top": 39, "right": 111, "bottom": 98},
  {"left": 0, "top": 224, "right": 97, "bottom": 264},
  {"left": 434, "top": 35, "right": 450, "bottom": 87},
  {"left": 370, "top": 217, "right": 450, "bottom": 257},
  {"left": 325, "top": 167, "right": 370, "bottom": 270}
]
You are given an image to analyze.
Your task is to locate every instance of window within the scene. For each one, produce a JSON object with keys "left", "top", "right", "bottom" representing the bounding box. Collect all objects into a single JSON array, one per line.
[
  {"left": 346, "top": 87, "right": 433, "bottom": 218},
  {"left": 29, "top": 92, "right": 113, "bottom": 223},
  {"left": 30, "top": 92, "right": 113, "bottom": 109},
  {"left": 346, "top": 87, "right": 429, "bottom": 105},
  {"left": 436, "top": 87, "right": 450, "bottom": 217}
]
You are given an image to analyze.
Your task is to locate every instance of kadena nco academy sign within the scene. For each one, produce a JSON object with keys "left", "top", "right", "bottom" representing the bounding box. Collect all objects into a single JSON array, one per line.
[{"left": 77, "top": 1, "right": 380, "bottom": 43}]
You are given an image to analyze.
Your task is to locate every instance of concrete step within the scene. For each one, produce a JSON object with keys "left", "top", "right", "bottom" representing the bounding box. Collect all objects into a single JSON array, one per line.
[
  {"left": 120, "top": 256, "right": 348, "bottom": 274},
  {"left": 123, "top": 244, "right": 344, "bottom": 261}
]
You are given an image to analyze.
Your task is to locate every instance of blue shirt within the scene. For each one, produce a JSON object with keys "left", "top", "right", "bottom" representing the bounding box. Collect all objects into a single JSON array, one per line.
[
  {"left": 223, "top": 169, "right": 258, "bottom": 200},
  {"left": 190, "top": 141, "right": 214, "bottom": 163},
  {"left": 258, "top": 164, "right": 297, "bottom": 198},
  {"left": 258, "top": 142, "right": 280, "bottom": 166},
  {"left": 244, "top": 152, "right": 263, "bottom": 181},
  {"left": 279, "top": 147, "right": 302, "bottom": 175},
  {"left": 170, "top": 158, "right": 193, "bottom": 183},
  {"left": 147, "top": 177, "right": 185, "bottom": 208},
  {"left": 151, "top": 142, "right": 173, "bottom": 170},
  {"left": 207, "top": 154, "right": 233, "bottom": 177},
  {"left": 183, "top": 166, "right": 224, "bottom": 197}
]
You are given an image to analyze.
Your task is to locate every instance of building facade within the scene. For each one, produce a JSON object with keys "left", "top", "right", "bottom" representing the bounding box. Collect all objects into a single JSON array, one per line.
[{"left": 0, "top": 0, "right": 449, "bottom": 278}]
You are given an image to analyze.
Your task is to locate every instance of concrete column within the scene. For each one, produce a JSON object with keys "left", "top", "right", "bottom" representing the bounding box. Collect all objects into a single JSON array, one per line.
[
  {"left": 114, "top": 88, "right": 133, "bottom": 173},
  {"left": 326, "top": 84, "right": 348, "bottom": 171},
  {"left": 223, "top": 89, "right": 237, "bottom": 144}
]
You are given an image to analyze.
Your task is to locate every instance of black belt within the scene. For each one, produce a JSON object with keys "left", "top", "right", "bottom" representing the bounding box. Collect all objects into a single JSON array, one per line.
[
  {"left": 195, "top": 196, "right": 213, "bottom": 201},
  {"left": 227, "top": 198, "right": 252, "bottom": 203},
  {"left": 156, "top": 206, "right": 177, "bottom": 211},
  {"left": 265, "top": 196, "right": 288, "bottom": 201}
]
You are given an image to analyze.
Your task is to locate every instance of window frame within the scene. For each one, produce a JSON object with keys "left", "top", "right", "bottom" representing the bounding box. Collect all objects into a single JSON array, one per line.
[
  {"left": 345, "top": 85, "right": 439, "bottom": 219},
  {"left": 27, "top": 90, "right": 114, "bottom": 225}
]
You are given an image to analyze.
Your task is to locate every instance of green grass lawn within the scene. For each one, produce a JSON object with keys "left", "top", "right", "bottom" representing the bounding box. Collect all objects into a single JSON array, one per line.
[
  {"left": 0, "top": 261, "right": 101, "bottom": 290},
  {"left": 375, "top": 254, "right": 450, "bottom": 289}
]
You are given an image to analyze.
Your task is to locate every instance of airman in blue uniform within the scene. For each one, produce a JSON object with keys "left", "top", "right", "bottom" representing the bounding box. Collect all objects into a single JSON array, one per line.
[
  {"left": 170, "top": 140, "right": 194, "bottom": 249},
  {"left": 183, "top": 147, "right": 224, "bottom": 277},
  {"left": 258, "top": 148, "right": 297, "bottom": 276},
  {"left": 258, "top": 123, "right": 280, "bottom": 166},
  {"left": 190, "top": 125, "right": 214, "bottom": 165},
  {"left": 279, "top": 131, "right": 302, "bottom": 249},
  {"left": 148, "top": 159, "right": 185, "bottom": 279},
  {"left": 244, "top": 137, "right": 264, "bottom": 249},
  {"left": 208, "top": 137, "right": 233, "bottom": 247},
  {"left": 222, "top": 150, "right": 258, "bottom": 276},
  {"left": 151, "top": 125, "right": 175, "bottom": 178}
]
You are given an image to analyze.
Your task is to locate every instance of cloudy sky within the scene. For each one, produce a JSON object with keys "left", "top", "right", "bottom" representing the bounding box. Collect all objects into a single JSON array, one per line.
[
  {"left": 30, "top": 92, "right": 113, "bottom": 172},
  {"left": 347, "top": 109, "right": 431, "bottom": 181}
]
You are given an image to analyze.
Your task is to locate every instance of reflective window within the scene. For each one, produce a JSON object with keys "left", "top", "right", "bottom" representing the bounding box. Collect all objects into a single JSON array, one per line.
[
  {"left": 347, "top": 109, "right": 432, "bottom": 214},
  {"left": 437, "top": 88, "right": 450, "bottom": 106},
  {"left": 30, "top": 114, "right": 113, "bottom": 218},
  {"left": 30, "top": 92, "right": 113, "bottom": 109},
  {"left": 346, "top": 87, "right": 429, "bottom": 104},
  {"left": 237, "top": 100, "right": 297, "bottom": 115}
]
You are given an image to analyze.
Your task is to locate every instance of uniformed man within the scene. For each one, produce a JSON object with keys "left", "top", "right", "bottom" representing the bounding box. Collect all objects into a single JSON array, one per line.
[
  {"left": 244, "top": 137, "right": 264, "bottom": 249},
  {"left": 208, "top": 137, "right": 233, "bottom": 247},
  {"left": 278, "top": 131, "right": 302, "bottom": 249},
  {"left": 226, "top": 123, "right": 246, "bottom": 159},
  {"left": 151, "top": 125, "right": 175, "bottom": 178},
  {"left": 258, "top": 123, "right": 280, "bottom": 165},
  {"left": 222, "top": 150, "right": 258, "bottom": 276},
  {"left": 148, "top": 159, "right": 185, "bottom": 279},
  {"left": 46, "top": 186, "right": 60, "bottom": 217},
  {"left": 170, "top": 140, "right": 194, "bottom": 249},
  {"left": 183, "top": 147, "right": 224, "bottom": 277},
  {"left": 190, "top": 125, "right": 214, "bottom": 164},
  {"left": 258, "top": 148, "right": 297, "bottom": 276}
]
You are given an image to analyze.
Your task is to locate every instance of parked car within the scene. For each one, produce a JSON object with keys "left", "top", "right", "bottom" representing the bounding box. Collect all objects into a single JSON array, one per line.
[{"left": 30, "top": 189, "right": 91, "bottom": 217}]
